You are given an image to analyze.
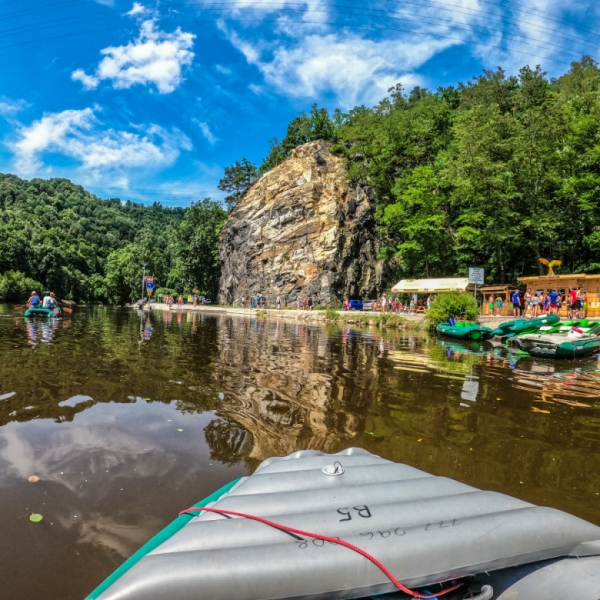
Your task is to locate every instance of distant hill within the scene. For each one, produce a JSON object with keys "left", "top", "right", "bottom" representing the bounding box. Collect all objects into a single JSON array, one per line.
[{"left": 0, "top": 174, "right": 186, "bottom": 302}]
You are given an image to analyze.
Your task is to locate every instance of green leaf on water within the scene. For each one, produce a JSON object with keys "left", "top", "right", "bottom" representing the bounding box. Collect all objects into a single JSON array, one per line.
[
  {"left": 30, "top": 513, "right": 43, "bottom": 522},
  {"left": 144, "top": 398, "right": 151, "bottom": 402},
  {"left": 177, "top": 428, "right": 183, "bottom": 432}
]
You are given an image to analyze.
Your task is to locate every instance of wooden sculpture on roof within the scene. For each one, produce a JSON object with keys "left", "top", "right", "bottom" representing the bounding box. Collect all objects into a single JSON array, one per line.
[{"left": 539, "top": 258, "right": 562, "bottom": 277}]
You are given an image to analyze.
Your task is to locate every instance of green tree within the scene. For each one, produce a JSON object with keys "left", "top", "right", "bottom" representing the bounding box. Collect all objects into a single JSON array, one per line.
[
  {"left": 449, "top": 66, "right": 564, "bottom": 282},
  {"left": 217, "top": 159, "right": 258, "bottom": 210},
  {"left": 259, "top": 104, "right": 341, "bottom": 173},
  {"left": 105, "top": 233, "right": 167, "bottom": 304},
  {"left": 168, "top": 199, "right": 228, "bottom": 299}
]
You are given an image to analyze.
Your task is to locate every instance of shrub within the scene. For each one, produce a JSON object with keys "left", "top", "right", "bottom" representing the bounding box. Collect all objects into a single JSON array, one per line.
[
  {"left": 426, "top": 292, "right": 479, "bottom": 326},
  {"left": 0, "top": 271, "right": 44, "bottom": 303}
]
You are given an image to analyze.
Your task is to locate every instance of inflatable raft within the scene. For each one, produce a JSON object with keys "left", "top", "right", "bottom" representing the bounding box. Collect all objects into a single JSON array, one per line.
[
  {"left": 24, "top": 307, "right": 59, "bottom": 318},
  {"left": 87, "top": 448, "right": 600, "bottom": 600},
  {"left": 492, "top": 314, "right": 559, "bottom": 338},
  {"left": 514, "top": 332, "right": 600, "bottom": 359},
  {"left": 436, "top": 321, "right": 495, "bottom": 341}
]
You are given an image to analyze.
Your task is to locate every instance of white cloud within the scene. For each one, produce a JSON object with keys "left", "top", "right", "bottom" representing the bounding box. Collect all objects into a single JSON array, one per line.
[
  {"left": 0, "top": 97, "right": 28, "bottom": 117},
  {"left": 225, "top": 0, "right": 327, "bottom": 24},
  {"left": 214, "top": 64, "right": 232, "bottom": 75},
  {"left": 217, "top": 0, "right": 594, "bottom": 106},
  {"left": 12, "top": 107, "right": 191, "bottom": 181},
  {"left": 126, "top": 2, "right": 147, "bottom": 17},
  {"left": 71, "top": 69, "right": 100, "bottom": 90},
  {"left": 228, "top": 31, "right": 447, "bottom": 107},
  {"left": 73, "top": 19, "right": 195, "bottom": 94},
  {"left": 248, "top": 83, "right": 266, "bottom": 95},
  {"left": 194, "top": 119, "right": 217, "bottom": 145}
]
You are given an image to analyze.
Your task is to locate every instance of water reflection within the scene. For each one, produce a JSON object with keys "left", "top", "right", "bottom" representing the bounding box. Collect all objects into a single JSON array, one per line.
[
  {"left": 23, "top": 316, "right": 66, "bottom": 346},
  {"left": 1, "top": 307, "right": 600, "bottom": 599}
]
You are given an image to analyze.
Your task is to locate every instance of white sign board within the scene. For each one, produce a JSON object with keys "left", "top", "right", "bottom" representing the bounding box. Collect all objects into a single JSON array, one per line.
[{"left": 468, "top": 267, "right": 485, "bottom": 285}]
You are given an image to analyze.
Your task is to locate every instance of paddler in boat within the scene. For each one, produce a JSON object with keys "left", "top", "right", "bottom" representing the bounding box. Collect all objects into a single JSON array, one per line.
[
  {"left": 42, "top": 291, "right": 59, "bottom": 310},
  {"left": 27, "top": 290, "right": 40, "bottom": 309}
]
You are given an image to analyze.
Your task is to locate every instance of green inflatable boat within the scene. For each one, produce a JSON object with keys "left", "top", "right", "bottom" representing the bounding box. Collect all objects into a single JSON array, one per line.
[
  {"left": 24, "top": 307, "right": 59, "bottom": 318},
  {"left": 538, "top": 319, "right": 600, "bottom": 335},
  {"left": 493, "top": 314, "right": 560, "bottom": 338},
  {"left": 436, "top": 320, "right": 495, "bottom": 341},
  {"left": 514, "top": 332, "right": 600, "bottom": 359}
]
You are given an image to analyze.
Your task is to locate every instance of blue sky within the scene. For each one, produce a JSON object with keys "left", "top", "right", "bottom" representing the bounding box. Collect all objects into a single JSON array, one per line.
[{"left": 0, "top": 0, "right": 597, "bottom": 206}]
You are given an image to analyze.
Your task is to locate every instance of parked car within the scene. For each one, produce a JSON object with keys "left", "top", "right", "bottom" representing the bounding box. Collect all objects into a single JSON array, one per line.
[
  {"left": 363, "top": 299, "right": 377, "bottom": 311},
  {"left": 348, "top": 299, "right": 363, "bottom": 311},
  {"left": 202, "top": 297, "right": 211, "bottom": 304}
]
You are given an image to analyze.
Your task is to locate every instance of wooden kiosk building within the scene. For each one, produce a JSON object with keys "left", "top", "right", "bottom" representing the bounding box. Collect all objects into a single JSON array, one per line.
[
  {"left": 478, "top": 285, "right": 523, "bottom": 316},
  {"left": 517, "top": 273, "right": 600, "bottom": 318}
]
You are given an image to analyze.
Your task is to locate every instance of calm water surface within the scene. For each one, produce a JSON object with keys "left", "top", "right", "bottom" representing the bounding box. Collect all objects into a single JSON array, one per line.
[{"left": 1, "top": 306, "right": 600, "bottom": 599}]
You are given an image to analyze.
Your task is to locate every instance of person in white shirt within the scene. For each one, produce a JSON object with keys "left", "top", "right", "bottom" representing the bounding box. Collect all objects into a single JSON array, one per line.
[
  {"left": 42, "top": 292, "right": 54, "bottom": 309},
  {"left": 381, "top": 294, "right": 387, "bottom": 312},
  {"left": 276, "top": 295, "right": 281, "bottom": 310}
]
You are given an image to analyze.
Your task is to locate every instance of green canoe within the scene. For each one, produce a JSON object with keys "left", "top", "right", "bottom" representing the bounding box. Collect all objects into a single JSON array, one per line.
[
  {"left": 493, "top": 314, "right": 560, "bottom": 338},
  {"left": 437, "top": 321, "right": 495, "bottom": 341},
  {"left": 515, "top": 333, "right": 600, "bottom": 359},
  {"left": 24, "top": 307, "right": 59, "bottom": 318}
]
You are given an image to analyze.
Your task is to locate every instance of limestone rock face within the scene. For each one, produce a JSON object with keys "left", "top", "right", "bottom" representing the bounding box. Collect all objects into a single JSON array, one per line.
[{"left": 218, "top": 140, "right": 382, "bottom": 306}]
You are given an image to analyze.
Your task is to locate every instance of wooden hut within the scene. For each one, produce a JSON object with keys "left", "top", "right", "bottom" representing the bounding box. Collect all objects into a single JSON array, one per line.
[
  {"left": 517, "top": 274, "right": 600, "bottom": 318},
  {"left": 478, "top": 285, "right": 524, "bottom": 316}
]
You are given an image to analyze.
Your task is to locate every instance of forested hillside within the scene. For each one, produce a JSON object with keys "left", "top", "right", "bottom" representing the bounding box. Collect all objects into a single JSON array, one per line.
[
  {"left": 226, "top": 56, "right": 600, "bottom": 286},
  {"left": 0, "top": 175, "right": 226, "bottom": 303}
]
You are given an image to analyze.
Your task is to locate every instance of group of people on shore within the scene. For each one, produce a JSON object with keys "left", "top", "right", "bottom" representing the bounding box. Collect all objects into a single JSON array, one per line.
[
  {"left": 164, "top": 294, "right": 199, "bottom": 307},
  {"left": 342, "top": 293, "right": 433, "bottom": 313},
  {"left": 240, "top": 295, "right": 316, "bottom": 310},
  {"left": 490, "top": 287, "right": 588, "bottom": 318},
  {"left": 241, "top": 296, "right": 268, "bottom": 309}
]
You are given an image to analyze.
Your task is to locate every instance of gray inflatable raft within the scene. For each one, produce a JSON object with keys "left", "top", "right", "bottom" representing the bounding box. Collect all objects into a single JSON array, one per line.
[{"left": 88, "top": 448, "right": 600, "bottom": 600}]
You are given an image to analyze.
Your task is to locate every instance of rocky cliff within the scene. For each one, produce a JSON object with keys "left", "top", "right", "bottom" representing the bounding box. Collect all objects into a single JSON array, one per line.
[{"left": 218, "top": 140, "right": 382, "bottom": 306}]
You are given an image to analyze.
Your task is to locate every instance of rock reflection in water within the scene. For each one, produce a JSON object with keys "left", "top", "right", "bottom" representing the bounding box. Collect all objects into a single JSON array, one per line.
[{"left": 212, "top": 319, "right": 384, "bottom": 464}]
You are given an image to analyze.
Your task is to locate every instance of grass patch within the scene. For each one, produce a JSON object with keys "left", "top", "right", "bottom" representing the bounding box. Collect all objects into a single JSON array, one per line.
[{"left": 325, "top": 307, "right": 341, "bottom": 321}]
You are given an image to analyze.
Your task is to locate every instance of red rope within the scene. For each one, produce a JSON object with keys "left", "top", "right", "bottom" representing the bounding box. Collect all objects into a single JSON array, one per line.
[{"left": 179, "top": 506, "right": 463, "bottom": 599}]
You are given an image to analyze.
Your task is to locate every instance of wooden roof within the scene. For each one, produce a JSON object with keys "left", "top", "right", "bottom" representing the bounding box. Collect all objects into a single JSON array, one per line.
[{"left": 518, "top": 273, "right": 595, "bottom": 282}]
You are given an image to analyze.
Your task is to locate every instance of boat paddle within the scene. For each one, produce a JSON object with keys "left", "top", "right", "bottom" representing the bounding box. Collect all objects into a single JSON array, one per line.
[
  {"left": 14, "top": 305, "right": 24, "bottom": 310},
  {"left": 61, "top": 307, "right": 73, "bottom": 313}
]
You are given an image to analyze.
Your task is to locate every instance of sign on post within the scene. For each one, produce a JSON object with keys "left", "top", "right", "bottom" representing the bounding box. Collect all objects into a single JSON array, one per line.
[
  {"left": 146, "top": 282, "right": 155, "bottom": 291},
  {"left": 468, "top": 267, "right": 485, "bottom": 285},
  {"left": 145, "top": 276, "right": 154, "bottom": 283},
  {"left": 469, "top": 267, "right": 485, "bottom": 302}
]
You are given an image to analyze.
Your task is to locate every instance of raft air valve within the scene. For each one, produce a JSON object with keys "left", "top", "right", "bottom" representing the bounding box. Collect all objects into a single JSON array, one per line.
[{"left": 322, "top": 461, "right": 345, "bottom": 476}]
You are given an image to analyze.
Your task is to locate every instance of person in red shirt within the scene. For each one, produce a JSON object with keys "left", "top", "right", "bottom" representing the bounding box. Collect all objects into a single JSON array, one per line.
[{"left": 569, "top": 287, "right": 578, "bottom": 319}]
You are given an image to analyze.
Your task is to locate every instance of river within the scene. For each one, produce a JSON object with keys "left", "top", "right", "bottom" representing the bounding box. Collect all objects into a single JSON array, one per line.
[{"left": 1, "top": 306, "right": 599, "bottom": 599}]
